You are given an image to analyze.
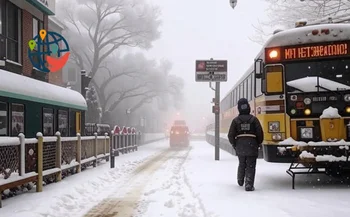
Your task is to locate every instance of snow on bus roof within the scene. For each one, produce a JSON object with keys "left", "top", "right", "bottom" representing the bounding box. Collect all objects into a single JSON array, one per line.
[
  {"left": 287, "top": 77, "right": 350, "bottom": 93},
  {"left": 264, "top": 23, "right": 350, "bottom": 48},
  {"left": 0, "top": 69, "right": 87, "bottom": 110}
]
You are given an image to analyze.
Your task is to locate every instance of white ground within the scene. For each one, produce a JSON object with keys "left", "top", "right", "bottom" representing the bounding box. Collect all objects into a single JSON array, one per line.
[{"left": 1, "top": 140, "right": 350, "bottom": 217}]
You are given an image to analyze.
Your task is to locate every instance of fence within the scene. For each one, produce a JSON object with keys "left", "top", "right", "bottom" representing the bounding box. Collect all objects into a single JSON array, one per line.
[{"left": 0, "top": 128, "right": 146, "bottom": 207}]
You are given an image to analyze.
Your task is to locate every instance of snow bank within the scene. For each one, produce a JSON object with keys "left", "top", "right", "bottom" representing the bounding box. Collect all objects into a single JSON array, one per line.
[{"left": 320, "top": 106, "right": 341, "bottom": 119}]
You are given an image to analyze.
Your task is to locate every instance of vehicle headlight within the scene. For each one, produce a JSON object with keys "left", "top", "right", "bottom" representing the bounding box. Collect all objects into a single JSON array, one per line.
[
  {"left": 272, "top": 133, "right": 282, "bottom": 141},
  {"left": 304, "top": 98, "right": 311, "bottom": 105},
  {"left": 344, "top": 94, "right": 350, "bottom": 102},
  {"left": 300, "top": 127, "right": 313, "bottom": 139},
  {"left": 268, "top": 121, "right": 280, "bottom": 132}
]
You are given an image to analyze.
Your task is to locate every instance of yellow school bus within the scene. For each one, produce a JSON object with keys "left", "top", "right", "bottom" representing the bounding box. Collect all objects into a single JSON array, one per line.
[{"left": 219, "top": 22, "right": 350, "bottom": 163}]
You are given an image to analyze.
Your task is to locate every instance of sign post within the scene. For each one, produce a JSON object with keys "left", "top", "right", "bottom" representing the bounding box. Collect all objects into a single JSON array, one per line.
[{"left": 196, "top": 58, "right": 228, "bottom": 161}]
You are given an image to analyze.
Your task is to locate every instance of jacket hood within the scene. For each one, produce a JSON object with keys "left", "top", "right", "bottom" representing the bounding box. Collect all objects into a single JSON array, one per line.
[{"left": 237, "top": 98, "right": 250, "bottom": 115}]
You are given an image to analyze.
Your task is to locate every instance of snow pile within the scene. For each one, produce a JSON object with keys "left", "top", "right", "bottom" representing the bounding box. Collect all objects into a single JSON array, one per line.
[
  {"left": 0, "top": 137, "right": 20, "bottom": 146},
  {"left": 278, "top": 137, "right": 307, "bottom": 146},
  {"left": 279, "top": 138, "right": 350, "bottom": 147},
  {"left": 320, "top": 106, "right": 341, "bottom": 119},
  {"left": 299, "top": 150, "right": 315, "bottom": 159},
  {"left": 300, "top": 151, "right": 347, "bottom": 162},
  {"left": 277, "top": 147, "right": 287, "bottom": 154},
  {"left": 316, "top": 155, "right": 347, "bottom": 162}
]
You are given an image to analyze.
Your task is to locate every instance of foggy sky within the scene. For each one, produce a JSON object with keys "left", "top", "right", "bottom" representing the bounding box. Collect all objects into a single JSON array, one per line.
[{"left": 144, "top": 0, "right": 271, "bottom": 130}]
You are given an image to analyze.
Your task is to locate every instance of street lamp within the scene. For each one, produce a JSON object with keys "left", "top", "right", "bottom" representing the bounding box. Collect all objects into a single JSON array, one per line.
[{"left": 229, "top": 0, "right": 237, "bottom": 9}]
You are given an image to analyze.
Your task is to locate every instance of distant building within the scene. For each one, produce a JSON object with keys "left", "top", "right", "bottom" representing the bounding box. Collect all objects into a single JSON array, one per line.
[
  {"left": 0, "top": 0, "right": 55, "bottom": 82},
  {"left": 48, "top": 16, "right": 64, "bottom": 86},
  {"left": 62, "top": 60, "right": 81, "bottom": 93}
]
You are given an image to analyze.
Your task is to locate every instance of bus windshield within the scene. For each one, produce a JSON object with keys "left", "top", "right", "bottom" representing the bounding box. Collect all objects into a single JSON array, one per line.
[{"left": 285, "top": 59, "right": 350, "bottom": 93}]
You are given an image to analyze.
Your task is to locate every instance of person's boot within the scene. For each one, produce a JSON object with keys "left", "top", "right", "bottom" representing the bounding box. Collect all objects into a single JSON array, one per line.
[
  {"left": 245, "top": 185, "right": 255, "bottom": 191},
  {"left": 237, "top": 179, "right": 244, "bottom": 186}
]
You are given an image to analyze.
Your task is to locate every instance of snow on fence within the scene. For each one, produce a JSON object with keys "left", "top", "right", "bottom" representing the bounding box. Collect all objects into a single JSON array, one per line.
[
  {"left": 0, "top": 132, "right": 112, "bottom": 207},
  {"left": 0, "top": 130, "right": 166, "bottom": 208}
]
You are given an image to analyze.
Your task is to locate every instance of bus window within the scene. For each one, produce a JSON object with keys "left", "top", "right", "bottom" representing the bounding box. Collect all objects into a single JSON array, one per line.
[
  {"left": 239, "top": 84, "right": 243, "bottom": 98},
  {"left": 247, "top": 75, "right": 252, "bottom": 101},
  {"left": 233, "top": 89, "right": 236, "bottom": 106}
]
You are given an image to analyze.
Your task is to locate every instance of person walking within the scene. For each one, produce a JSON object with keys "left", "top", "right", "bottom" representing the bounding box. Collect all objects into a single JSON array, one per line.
[{"left": 227, "top": 98, "right": 264, "bottom": 191}]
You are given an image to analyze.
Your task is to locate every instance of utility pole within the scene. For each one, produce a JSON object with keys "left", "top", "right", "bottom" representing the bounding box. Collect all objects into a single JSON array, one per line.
[
  {"left": 196, "top": 58, "right": 227, "bottom": 161},
  {"left": 209, "top": 58, "right": 221, "bottom": 161}
]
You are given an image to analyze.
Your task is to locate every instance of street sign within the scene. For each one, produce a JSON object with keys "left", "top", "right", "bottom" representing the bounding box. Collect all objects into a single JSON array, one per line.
[{"left": 195, "top": 60, "right": 228, "bottom": 82}]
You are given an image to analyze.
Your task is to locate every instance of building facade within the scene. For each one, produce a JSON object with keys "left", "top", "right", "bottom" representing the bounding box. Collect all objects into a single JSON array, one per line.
[{"left": 0, "top": 0, "right": 55, "bottom": 81}]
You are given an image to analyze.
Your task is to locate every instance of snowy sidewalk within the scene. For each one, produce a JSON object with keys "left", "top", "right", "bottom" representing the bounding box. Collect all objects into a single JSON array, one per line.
[{"left": 1, "top": 140, "right": 350, "bottom": 217}]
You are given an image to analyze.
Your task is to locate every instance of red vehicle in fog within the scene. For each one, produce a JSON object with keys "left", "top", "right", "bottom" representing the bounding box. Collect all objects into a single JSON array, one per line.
[{"left": 169, "top": 123, "right": 190, "bottom": 147}]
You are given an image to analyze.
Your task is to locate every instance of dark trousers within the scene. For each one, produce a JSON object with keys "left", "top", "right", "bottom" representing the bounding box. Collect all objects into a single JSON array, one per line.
[{"left": 237, "top": 155, "right": 257, "bottom": 187}]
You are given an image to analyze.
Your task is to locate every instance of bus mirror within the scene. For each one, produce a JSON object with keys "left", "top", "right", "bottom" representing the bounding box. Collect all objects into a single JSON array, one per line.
[
  {"left": 254, "top": 59, "right": 263, "bottom": 76},
  {"left": 265, "top": 65, "right": 284, "bottom": 94}
]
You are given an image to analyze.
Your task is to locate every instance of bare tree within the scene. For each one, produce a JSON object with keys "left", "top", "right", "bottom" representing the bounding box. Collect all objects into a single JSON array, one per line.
[
  {"left": 251, "top": 0, "right": 350, "bottom": 45},
  {"left": 57, "top": 0, "right": 161, "bottom": 80},
  {"left": 94, "top": 53, "right": 184, "bottom": 122}
]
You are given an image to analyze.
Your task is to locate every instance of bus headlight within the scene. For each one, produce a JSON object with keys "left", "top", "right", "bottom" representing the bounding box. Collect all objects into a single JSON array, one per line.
[
  {"left": 304, "top": 109, "right": 311, "bottom": 115},
  {"left": 346, "top": 107, "right": 350, "bottom": 113},
  {"left": 272, "top": 133, "right": 282, "bottom": 141},
  {"left": 344, "top": 94, "right": 350, "bottom": 102},
  {"left": 268, "top": 121, "right": 280, "bottom": 132},
  {"left": 300, "top": 127, "right": 313, "bottom": 139},
  {"left": 304, "top": 98, "right": 311, "bottom": 105}
]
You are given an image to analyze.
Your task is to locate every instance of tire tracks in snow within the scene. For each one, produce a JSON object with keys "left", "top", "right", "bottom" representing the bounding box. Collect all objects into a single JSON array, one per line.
[
  {"left": 135, "top": 146, "right": 216, "bottom": 217},
  {"left": 83, "top": 148, "right": 182, "bottom": 217}
]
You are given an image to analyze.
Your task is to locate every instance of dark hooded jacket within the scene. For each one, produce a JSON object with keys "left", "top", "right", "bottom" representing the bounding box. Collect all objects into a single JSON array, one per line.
[{"left": 227, "top": 98, "right": 264, "bottom": 156}]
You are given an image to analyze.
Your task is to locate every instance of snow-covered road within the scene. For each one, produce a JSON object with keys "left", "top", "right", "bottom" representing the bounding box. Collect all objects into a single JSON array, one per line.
[{"left": 1, "top": 139, "right": 350, "bottom": 217}]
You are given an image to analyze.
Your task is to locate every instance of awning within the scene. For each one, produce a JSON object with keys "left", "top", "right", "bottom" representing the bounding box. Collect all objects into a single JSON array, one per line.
[{"left": 26, "top": 0, "right": 55, "bottom": 15}]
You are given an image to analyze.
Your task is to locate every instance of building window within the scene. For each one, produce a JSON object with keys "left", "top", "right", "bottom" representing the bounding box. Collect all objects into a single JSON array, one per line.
[
  {"left": 58, "top": 110, "right": 68, "bottom": 136},
  {"left": 0, "top": 102, "right": 8, "bottom": 136},
  {"left": 32, "top": 17, "right": 44, "bottom": 67},
  {"left": 11, "top": 103, "right": 24, "bottom": 136},
  {"left": 43, "top": 108, "right": 54, "bottom": 136},
  {"left": 6, "top": 2, "right": 21, "bottom": 63}
]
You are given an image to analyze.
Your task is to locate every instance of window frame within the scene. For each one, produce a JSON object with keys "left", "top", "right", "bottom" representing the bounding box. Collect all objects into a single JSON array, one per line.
[
  {"left": 43, "top": 107, "right": 54, "bottom": 136},
  {"left": 58, "top": 109, "right": 68, "bottom": 137},
  {"left": 11, "top": 103, "right": 25, "bottom": 136},
  {"left": 4, "top": 1, "right": 21, "bottom": 63},
  {"left": 0, "top": 101, "right": 8, "bottom": 136}
]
